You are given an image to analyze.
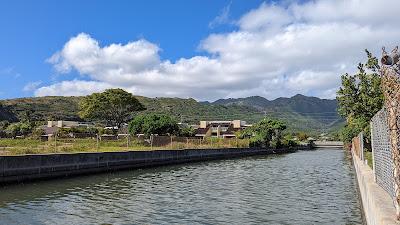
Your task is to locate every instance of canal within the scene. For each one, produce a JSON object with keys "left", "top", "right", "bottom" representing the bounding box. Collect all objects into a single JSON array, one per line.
[{"left": 0, "top": 148, "right": 363, "bottom": 224}]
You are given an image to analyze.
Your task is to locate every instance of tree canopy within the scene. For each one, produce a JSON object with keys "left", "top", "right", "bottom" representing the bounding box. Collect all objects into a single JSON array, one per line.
[
  {"left": 79, "top": 89, "right": 145, "bottom": 128},
  {"left": 128, "top": 113, "right": 180, "bottom": 137},
  {"left": 336, "top": 50, "right": 384, "bottom": 143},
  {"left": 6, "top": 122, "right": 32, "bottom": 137},
  {"left": 238, "top": 118, "right": 287, "bottom": 148}
]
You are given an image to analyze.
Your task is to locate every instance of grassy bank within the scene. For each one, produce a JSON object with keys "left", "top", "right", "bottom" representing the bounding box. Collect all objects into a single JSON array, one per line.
[
  {"left": 364, "top": 150, "right": 373, "bottom": 169},
  {"left": 0, "top": 137, "right": 250, "bottom": 156}
]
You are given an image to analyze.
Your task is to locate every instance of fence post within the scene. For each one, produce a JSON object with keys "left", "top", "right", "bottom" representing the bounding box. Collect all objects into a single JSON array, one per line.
[
  {"left": 170, "top": 136, "right": 173, "bottom": 149},
  {"left": 150, "top": 135, "right": 153, "bottom": 150},
  {"left": 360, "top": 132, "right": 364, "bottom": 161},
  {"left": 370, "top": 121, "right": 376, "bottom": 182},
  {"left": 96, "top": 134, "right": 99, "bottom": 151},
  {"left": 186, "top": 138, "right": 189, "bottom": 149},
  {"left": 54, "top": 133, "right": 57, "bottom": 153}
]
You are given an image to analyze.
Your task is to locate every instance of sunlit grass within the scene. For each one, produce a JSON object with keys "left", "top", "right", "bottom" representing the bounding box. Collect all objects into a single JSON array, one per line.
[
  {"left": 0, "top": 137, "right": 250, "bottom": 156},
  {"left": 364, "top": 150, "right": 373, "bottom": 169}
]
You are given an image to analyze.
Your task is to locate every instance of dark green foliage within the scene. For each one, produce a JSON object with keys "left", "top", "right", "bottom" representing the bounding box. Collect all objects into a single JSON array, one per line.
[
  {"left": 336, "top": 49, "right": 383, "bottom": 144},
  {"left": 238, "top": 118, "right": 287, "bottom": 148},
  {"left": 79, "top": 89, "right": 145, "bottom": 128},
  {"left": 178, "top": 126, "right": 196, "bottom": 137},
  {"left": 1, "top": 93, "right": 341, "bottom": 134},
  {"left": 209, "top": 94, "right": 343, "bottom": 133},
  {"left": 1, "top": 96, "right": 81, "bottom": 122},
  {"left": 282, "top": 138, "right": 299, "bottom": 148},
  {"left": 296, "top": 132, "right": 309, "bottom": 141},
  {"left": 6, "top": 122, "right": 33, "bottom": 137},
  {"left": 58, "top": 127, "right": 99, "bottom": 135},
  {"left": 0, "top": 120, "right": 9, "bottom": 137},
  {"left": 0, "top": 102, "right": 18, "bottom": 122},
  {"left": 129, "top": 113, "right": 180, "bottom": 137},
  {"left": 0, "top": 120, "right": 9, "bottom": 130},
  {"left": 339, "top": 117, "right": 370, "bottom": 144}
]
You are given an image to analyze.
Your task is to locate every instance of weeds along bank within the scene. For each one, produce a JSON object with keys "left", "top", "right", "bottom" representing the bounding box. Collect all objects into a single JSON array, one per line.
[{"left": 0, "top": 136, "right": 251, "bottom": 156}]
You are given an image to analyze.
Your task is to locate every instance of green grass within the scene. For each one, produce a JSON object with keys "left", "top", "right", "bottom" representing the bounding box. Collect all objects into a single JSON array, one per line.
[
  {"left": 0, "top": 137, "right": 250, "bottom": 156},
  {"left": 364, "top": 150, "right": 373, "bottom": 169}
]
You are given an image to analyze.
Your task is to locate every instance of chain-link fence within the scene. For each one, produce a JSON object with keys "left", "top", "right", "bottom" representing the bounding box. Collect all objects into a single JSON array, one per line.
[
  {"left": 0, "top": 135, "right": 250, "bottom": 155},
  {"left": 371, "top": 108, "right": 396, "bottom": 199}
]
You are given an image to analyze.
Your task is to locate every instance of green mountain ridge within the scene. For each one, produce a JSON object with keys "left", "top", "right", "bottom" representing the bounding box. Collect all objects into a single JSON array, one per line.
[{"left": 0, "top": 94, "right": 344, "bottom": 134}]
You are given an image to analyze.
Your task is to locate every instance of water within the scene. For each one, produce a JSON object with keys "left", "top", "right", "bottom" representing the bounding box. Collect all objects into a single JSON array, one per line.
[{"left": 0, "top": 149, "right": 363, "bottom": 225}]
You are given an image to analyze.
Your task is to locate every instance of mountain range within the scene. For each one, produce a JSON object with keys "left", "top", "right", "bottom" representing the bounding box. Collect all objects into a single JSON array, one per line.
[{"left": 0, "top": 94, "right": 343, "bottom": 134}]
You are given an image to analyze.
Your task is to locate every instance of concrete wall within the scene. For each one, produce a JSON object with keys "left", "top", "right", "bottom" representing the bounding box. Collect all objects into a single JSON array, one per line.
[
  {"left": 0, "top": 147, "right": 305, "bottom": 185},
  {"left": 352, "top": 152, "right": 398, "bottom": 225}
]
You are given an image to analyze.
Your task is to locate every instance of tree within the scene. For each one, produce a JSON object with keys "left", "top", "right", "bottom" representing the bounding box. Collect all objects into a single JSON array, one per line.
[
  {"left": 336, "top": 50, "right": 384, "bottom": 144},
  {"left": 178, "top": 126, "right": 196, "bottom": 137},
  {"left": 79, "top": 89, "right": 145, "bottom": 128},
  {"left": 129, "top": 113, "right": 180, "bottom": 137},
  {"left": 6, "top": 122, "right": 32, "bottom": 137},
  {"left": 296, "top": 132, "right": 309, "bottom": 141},
  {"left": 238, "top": 118, "right": 287, "bottom": 148}
]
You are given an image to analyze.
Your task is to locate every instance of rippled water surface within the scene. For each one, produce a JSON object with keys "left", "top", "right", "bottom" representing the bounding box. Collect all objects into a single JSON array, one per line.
[{"left": 0, "top": 149, "right": 363, "bottom": 225}]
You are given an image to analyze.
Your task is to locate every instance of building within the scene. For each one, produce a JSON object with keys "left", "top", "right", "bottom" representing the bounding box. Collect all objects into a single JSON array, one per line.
[
  {"left": 44, "top": 120, "right": 94, "bottom": 135},
  {"left": 47, "top": 121, "right": 94, "bottom": 128},
  {"left": 195, "top": 120, "right": 250, "bottom": 139}
]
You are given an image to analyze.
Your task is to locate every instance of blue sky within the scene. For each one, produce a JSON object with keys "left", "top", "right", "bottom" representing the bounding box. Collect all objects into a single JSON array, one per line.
[
  {"left": 1, "top": 0, "right": 399, "bottom": 101},
  {"left": 0, "top": 0, "right": 263, "bottom": 99}
]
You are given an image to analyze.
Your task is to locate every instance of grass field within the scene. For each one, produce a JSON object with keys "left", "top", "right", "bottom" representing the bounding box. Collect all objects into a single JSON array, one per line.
[{"left": 0, "top": 137, "right": 250, "bottom": 156}]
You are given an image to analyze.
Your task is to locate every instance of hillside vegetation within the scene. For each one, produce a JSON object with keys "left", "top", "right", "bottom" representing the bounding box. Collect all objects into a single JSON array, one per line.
[{"left": 0, "top": 94, "right": 342, "bottom": 134}]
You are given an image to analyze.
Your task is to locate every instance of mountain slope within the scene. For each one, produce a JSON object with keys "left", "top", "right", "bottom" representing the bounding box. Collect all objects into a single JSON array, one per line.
[
  {"left": 209, "top": 94, "right": 343, "bottom": 132},
  {"left": 0, "top": 94, "right": 343, "bottom": 133}
]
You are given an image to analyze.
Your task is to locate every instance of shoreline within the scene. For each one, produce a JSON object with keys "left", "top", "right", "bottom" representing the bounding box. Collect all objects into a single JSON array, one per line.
[{"left": 0, "top": 146, "right": 310, "bottom": 185}]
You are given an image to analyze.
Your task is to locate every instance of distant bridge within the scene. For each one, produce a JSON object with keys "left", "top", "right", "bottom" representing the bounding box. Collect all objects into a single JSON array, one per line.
[{"left": 313, "top": 141, "right": 344, "bottom": 148}]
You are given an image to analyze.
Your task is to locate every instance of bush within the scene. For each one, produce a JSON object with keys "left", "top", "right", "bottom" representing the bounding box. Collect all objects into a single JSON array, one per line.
[
  {"left": 249, "top": 134, "right": 264, "bottom": 148},
  {"left": 129, "top": 113, "right": 180, "bottom": 137},
  {"left": 6, "top": 122, "right": 33, "bottom": 137},
  {"left": 339, "top": 116, "right": 369, "bottom": 143},
  {"left": 239, "top": 118, "right": 286, "bottom": 148},
  {"left": 296, "top": 132, "right": 309, "bottom": 141},
  {"left": 178, "top": 126, "right": 196, "bottom": 137}
]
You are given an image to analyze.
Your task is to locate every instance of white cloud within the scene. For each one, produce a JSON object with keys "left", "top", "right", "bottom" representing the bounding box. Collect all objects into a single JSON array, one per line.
[
  {"left": 23, "top": 81, "right": 42, "bottom": 92},
  {"left": 209, "top": 1, "right": 232, "bottom": 29},
  {"left": 35, "top": 80, "right": 112, "bottom": 97},
  {"left": 38, "top": 0, "right": 400, "bottom": 101},
  {"left": 238, "top": 2, "right": 293, "bottom": 31},
  {"left": 0, "top": 67, "right": 21, "bottom": 78}
]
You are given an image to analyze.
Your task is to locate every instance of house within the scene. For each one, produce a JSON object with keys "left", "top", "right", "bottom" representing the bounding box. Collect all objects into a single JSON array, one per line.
[
  {"left": 195, "top": 120, "right": 250, "bottom": 139},
  {"left": 47, "top": 121, "right": 94, "bottom": 129},
  {"left": 44, "top": 120, "right": 94, "bottom": 135}
]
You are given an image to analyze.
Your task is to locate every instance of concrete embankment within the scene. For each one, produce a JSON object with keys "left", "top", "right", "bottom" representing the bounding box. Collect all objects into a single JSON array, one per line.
[
  {"left": 0, "top": 147, "right": 307, "bottom": 185},
  {"left": 352, "top": 152, "right": 398, "bottom": 225}
]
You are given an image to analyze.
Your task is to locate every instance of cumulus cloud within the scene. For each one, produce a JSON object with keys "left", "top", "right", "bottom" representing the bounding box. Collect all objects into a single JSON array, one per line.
[
  {"left": 38, "top": 0, "right": 400, "bottom": 100},
  {"left": 35, "top": 80, "right": 112, "bottom": 97}
]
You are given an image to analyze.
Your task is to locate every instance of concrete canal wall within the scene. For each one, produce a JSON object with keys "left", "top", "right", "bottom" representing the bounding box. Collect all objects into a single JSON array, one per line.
[
  {"left": 352, "top": 152, "right": 398, "bottom": 225},
  {"left": 0, "top": 147, "right": 306, "bottom": 185}
]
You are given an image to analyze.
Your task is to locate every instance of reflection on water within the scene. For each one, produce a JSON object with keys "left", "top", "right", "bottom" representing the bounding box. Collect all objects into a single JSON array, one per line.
[{"left": 0, "top": 149, "right": 363, "bottom": 225}]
